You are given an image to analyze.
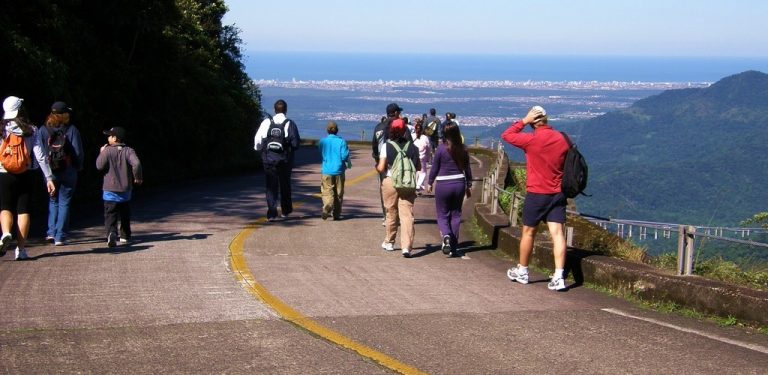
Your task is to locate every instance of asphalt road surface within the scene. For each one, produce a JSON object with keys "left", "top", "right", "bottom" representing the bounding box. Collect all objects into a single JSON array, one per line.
[{"left": 1, "top": 146, "right": 766, "bottom": 374}]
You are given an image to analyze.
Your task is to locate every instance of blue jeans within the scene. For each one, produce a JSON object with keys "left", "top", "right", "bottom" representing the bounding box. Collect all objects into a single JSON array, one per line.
[{"left": 47, "top": 168, "right": 78, "bottom": 242}]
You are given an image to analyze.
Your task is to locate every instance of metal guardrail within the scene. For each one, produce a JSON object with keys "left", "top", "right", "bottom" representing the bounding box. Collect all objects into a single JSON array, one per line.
[{"left": 479, "top": 143, "right": 768, "bottom": 277}]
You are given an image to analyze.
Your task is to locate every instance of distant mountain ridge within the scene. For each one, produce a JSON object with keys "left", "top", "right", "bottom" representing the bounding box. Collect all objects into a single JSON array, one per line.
[{"left": 560, "top": 70, "right": 768, "bottom": 225}]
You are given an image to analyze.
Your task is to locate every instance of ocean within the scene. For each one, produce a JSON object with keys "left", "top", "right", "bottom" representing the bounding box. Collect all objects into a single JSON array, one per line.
[{"left": 244, "top": 52, "right": 768, "bottom": 82}]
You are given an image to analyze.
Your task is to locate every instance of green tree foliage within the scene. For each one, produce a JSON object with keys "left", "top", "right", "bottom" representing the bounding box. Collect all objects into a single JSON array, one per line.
[
  {"left": 0, "top": 0, "right": 262, "bottom": 189},
  {"left": 742, "top": 212, "right": 768, "bottom": 229}
]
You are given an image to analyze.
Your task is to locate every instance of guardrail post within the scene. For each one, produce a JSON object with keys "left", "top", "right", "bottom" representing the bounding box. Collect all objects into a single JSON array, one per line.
[
  {"left": 566, "top": 226, "right": 574, "bottom": 248},
  {"left": 481, "top": 177, "right": 488, "bottom": 204},
  {"left": 361, "top": 129, "right": 365, "bottom": 142},
  {"left": 509, "top": 193, "right": 518, "bottom": 226},
  {"left": 677, "top": 226, "right": 696, "bottom": 276},
  {"left": 684, "top": 226, "right": 696, "bottom": 276}
]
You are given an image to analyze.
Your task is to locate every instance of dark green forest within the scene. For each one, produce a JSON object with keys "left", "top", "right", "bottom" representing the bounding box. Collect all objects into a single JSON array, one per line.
[
  {"left": 0, "top": 0, "right": 262, "bottom": 195},
  {"left": 559, "top": 70, "right": 768, "bottom": 227}
]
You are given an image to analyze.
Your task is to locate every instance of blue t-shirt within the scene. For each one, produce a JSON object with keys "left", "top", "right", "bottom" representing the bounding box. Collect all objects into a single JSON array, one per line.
[{"left": 318, "top": 134, "right": 350, "bottom": 176}]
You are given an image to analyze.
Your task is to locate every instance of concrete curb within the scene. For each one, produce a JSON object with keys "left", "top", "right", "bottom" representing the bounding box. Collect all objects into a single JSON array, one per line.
[{"left": 473, "top": 158, "right": 768, "bottom": 326}]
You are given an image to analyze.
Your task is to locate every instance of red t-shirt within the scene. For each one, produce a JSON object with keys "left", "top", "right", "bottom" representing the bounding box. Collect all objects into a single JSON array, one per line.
[{"left": 501, "top": 120, "right": 569, "bottom": 194}]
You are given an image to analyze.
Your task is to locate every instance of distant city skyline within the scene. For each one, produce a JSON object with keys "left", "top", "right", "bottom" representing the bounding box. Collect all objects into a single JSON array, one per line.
[{"left": 223, "top": 0, "right": 768, "bottom": 57}]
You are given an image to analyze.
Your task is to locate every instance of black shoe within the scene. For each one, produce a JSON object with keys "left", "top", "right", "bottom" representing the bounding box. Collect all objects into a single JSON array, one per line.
[
  {"left": 441, "top": 235, "right": 451, "bottom": 255},
  {"left": 321, "top": 212, "right": 329, "bottom": 220},
  {"left": 107, "top": 233, "right": 117, "bottom": 248}
]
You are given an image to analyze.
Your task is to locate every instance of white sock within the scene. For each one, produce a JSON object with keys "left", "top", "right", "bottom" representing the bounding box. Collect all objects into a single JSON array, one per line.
[
  {"left": 554, "top": 269, "right": 564, "bottom": 279},
  {"left": 518, "top": 265, "right": 528, "bottom": 274}
]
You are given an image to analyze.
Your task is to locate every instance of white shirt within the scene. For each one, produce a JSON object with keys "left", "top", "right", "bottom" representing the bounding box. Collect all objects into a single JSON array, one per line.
[{"left": 254, "top": 113, "right": 291, "bottom": 151}]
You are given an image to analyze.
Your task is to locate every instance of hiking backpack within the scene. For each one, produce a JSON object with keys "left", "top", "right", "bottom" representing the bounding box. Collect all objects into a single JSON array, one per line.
[
  {"left": 388, "top": 140, "right": 417, "bottom": 192},
  {"left": 424, "top": 119, "right": 439, "bottom": 137},
  {"left": 47, "top": 126, "right": 74, "bottom": 171},
  {"left": 0, "top": 133, "right": 31, "bottom": 174},
  {"left": 560, "top": 132, "right": 590, "bottom": 198},
  {"left": 262, "top": 118, "right": 290, "bottom": 163}
]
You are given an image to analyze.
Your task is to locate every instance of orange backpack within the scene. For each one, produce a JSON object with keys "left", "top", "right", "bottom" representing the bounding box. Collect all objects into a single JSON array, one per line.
[{"left": 0, "top": 133, "right": 31, "bottom": 174}]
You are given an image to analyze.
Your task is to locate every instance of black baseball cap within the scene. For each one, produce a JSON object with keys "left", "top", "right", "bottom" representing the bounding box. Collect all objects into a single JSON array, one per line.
[
  {"left": 103, "top": 126, "right": 126, "bottom": 140},
  {"left": 386, "top": 103, "right": 403, "bottom": 115}
]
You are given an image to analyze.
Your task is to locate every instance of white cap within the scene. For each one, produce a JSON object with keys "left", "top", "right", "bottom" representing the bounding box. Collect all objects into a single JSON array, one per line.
[
  {"left": 3, "top": 96, "right": 23, "bottom": 120},
  {"left": 531, "top": 105, "right": 546, "bottom": 116}
]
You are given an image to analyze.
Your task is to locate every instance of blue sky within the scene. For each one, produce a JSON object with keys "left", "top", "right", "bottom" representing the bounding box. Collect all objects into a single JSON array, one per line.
[{"left": 223, "top": 0, "right": 768, "bottom": 57}]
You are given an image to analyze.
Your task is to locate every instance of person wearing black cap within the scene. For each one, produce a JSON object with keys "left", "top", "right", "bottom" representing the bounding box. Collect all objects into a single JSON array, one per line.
[
  {"left": 96, "top": 126, "right": 143, "bottom": 247},
  {"left": 371, "top": 103, "right": 411, "bottom": 222},
  {"left": 39, "top": 101, "right": 84, "bottom": 246}
]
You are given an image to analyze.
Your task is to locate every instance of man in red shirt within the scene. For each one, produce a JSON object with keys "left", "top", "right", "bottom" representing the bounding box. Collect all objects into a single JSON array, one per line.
[{"left": 501, "top": 106, "right": 570, "bottom": 291}]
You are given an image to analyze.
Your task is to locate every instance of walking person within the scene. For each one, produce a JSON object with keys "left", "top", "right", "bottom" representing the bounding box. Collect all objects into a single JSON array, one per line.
[
  {"left": 501, "top": 106, "right": 570, "bottom": 291},
  {"left": 39, "top": 101, "right": 84, "bottom": 246},
  {"left": 412, "top": 120, "right": 432, "bottom": 193},
  {"left": 427, "top": 121, "right": 472, "bottom": 257},
  {"left": 96, "top": 127, "right": 143, "bottom": 247},
  {"left": 425, "top": 108, "right": 440, "bottom": 156},
  {"left": 318, "top": 121, "right": 350, "bottom": 220},
  {"left": 377, "top": 118, "right": 420, "bottom": 257},
  {"left": 371, "top": 103, "right": 410, "bottom": 224},
  {"left": 254, "top": 99, "right": 301, "bottom": 221},
  {"left": 0, "top": 96, "right": 57, "bottom": 260}
]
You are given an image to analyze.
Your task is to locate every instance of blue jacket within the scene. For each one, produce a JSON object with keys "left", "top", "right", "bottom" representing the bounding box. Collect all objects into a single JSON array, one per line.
[{"left": 318, "top": 134, "right": 349, "bottom": 176}]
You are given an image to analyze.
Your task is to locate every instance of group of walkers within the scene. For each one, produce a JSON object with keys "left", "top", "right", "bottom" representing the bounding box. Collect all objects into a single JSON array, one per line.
[
  {"left": 0, "top": 95, "right": 142, "bottom": 261},
  {"left": 254, "top": 100, "right": 473, "bottom": 259},
  {"left": 256, "top": 99, "right": 571, "bottom": 291}
]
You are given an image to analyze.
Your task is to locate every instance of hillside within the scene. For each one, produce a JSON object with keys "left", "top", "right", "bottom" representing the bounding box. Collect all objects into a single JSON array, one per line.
[{"left": 559, "top": 70, "right": 768, "bottom": 225}]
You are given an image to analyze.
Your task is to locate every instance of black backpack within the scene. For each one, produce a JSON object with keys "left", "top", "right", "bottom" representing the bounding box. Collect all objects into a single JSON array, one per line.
[
  {"left": 47, "top": 126, "right": 74, "bottom": 171},
  {"left": 262, "top": 118, "right": 289, "bottom": 163},
  {"left": 560, "top": 132, "right": 590, "bottom": 198}
]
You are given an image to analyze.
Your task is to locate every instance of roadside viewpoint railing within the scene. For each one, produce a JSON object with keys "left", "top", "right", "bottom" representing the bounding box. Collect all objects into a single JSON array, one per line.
[
  {"left": 573, "top": 214, "right": 768, "bottom": 276},
  {"left": 477, "top": 142, "right": 768, "bottom": 277}
]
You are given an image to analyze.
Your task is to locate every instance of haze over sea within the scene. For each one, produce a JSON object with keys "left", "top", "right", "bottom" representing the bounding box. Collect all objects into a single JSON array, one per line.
[{"left": 247, "top": 52, "right": 768, "bottom": 141}]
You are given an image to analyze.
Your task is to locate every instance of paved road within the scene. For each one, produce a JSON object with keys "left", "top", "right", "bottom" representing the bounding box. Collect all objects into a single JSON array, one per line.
[{"left": 1, "top": 146, "right": 766, "bottom": 374}]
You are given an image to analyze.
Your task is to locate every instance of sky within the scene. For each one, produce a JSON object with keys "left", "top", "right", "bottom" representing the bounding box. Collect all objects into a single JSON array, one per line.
[{"left": 222, "top": 0, "right": 768, "bottom": 57}]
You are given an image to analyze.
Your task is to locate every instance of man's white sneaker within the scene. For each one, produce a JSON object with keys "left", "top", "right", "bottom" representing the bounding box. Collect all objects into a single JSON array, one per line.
[
  {"left": 15, "top": 247, "right": 29, "bottom": 261},
  {"left": 506, "top": 267, "right": 529, "bottom": 284},
  {"left": 0, "top": 233, "right": 12, "bottom": 257},
  {"left": 381, "top": 242, "right": 394, "bottom": 251},
  {"left": 548, "top": 277, "right": 566, "bottom": 291},
  {"left": 402, "top": 248, "right": 411, "bottom": 258}
]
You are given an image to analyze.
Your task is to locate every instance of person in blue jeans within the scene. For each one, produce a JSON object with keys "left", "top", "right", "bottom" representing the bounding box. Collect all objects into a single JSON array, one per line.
[
  {"left": 427, "top": 121, "right": 472, "bottom": 257},
  {"left": 39, "top": 101, "right": 84, "bottom": 246}
]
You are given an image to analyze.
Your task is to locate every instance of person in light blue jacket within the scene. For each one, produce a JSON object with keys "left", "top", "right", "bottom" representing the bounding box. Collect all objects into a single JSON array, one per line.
[{"left": 318, "top": 121, "right": 350, "bottom": 220}]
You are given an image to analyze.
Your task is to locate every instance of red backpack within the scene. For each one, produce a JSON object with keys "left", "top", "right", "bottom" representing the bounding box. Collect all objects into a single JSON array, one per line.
[{"left": 0, "top": 133, "right": 31, "bottom": 174}]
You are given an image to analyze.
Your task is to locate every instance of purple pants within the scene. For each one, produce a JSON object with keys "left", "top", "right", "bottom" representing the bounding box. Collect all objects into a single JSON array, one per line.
[{"left": 434, "top": 179, "right": 466, "bottom": 247}]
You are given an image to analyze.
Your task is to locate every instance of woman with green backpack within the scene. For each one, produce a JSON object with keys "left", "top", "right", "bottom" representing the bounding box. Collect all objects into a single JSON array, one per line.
[{"left": 376, "top": 118, "right": 421, "bottom": 258}]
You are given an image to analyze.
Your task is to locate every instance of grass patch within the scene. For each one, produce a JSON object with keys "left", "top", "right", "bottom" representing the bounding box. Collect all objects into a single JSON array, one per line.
[{"left": 584, "top": 282, "right": 767, "bottom": 334}]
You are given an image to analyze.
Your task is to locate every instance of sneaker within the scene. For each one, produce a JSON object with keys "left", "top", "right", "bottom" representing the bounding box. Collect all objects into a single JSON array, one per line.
[
  {"left": 548, "top": 277, "right": 566, "bottom": 291},
  {"left": 506, "top": 266, "right": 529, "bottom": 284},
  {"left": 441, "top": 235, "right": 451, "bottom": 255},
  {"left": 54, "top": 240, "right": 66, "bottom": 246},
  {"left": 119, "top": 238, "right": 130, "bottom": 244},
  {"left": 45, "top": 236, "right": 55, "bottom": 242},
  {"left": 381, "top": 241, "right": 394, "bottom": 251},
  {"left": 321, "top": 212, "right": 329, "bottom": 220},
  {"left": 0, "top": 233, "right": 12, "bottom": 257},
  {"left": 402, "top": 248, "right": 411, "bottom": 258},
  {"left": 107, "top": 233, "right": 117, "bottom": 248},
  {"left": 14, "top": 247, "right": 29, "bottom": 261}
]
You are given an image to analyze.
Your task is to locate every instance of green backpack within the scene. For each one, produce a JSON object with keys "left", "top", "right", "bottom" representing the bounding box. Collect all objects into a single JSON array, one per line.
[{"left": 388, "top": 140, "right": 417, "bottom": 192}]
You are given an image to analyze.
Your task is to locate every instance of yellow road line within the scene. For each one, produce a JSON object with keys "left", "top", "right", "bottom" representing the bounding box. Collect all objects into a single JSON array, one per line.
[{"left": 229, "top": 167, "right": 425, "bottom": 375}]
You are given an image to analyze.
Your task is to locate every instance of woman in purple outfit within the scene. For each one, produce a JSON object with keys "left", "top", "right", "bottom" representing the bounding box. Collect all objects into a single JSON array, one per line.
[{"left": 427, "top": 121, "right": 472, "bottom": 257}]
